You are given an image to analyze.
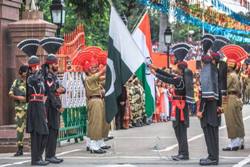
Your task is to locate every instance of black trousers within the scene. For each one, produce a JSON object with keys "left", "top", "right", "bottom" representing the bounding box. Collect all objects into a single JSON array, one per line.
[
  {"left": 174, "top": 122, "right": 189, "bottom": 156},
  {"left": 115, "top": 105, "right": 125, "bottom": 129},
  {"left": 45, "top": 128, "right": 58, "bottom": 158},
  {"left": 203, "top": 124, "right": 219, "bottom": 161},
  {"left": 31, "top": 132, "right": 48, "bottom": 163}
]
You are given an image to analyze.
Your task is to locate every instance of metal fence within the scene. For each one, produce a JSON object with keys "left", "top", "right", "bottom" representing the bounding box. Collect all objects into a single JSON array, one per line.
[{"left": 57, "top": 72, "right": 87, "bottom": 142}]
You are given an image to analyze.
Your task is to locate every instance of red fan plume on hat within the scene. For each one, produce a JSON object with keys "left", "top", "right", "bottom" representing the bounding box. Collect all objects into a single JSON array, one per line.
[
  {"left": 72, "top": 46, "right": 107, "bottom": 72},
  {"left": 220, "top": 45, "right": 248, "bottom": 69},
  {"left": 220, "top": 45, "right": 248, "bottom": 62}
]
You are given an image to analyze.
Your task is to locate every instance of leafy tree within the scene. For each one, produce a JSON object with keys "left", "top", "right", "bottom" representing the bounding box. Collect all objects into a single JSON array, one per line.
[{"left": 37, "top": 0, "right": 149, "bottom": 49}]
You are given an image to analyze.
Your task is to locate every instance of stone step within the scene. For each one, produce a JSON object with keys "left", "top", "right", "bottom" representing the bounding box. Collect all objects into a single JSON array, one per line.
[{"left": 0, "top": 125, "right": 30, "bottom": 153}]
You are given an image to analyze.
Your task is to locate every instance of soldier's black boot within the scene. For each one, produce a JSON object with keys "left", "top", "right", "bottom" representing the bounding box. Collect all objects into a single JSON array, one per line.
[
  {"left": 199, "top": 158, "right": 218, "bottom": 166},
  {"left": 14, "top": 146, "right": 23, "bottom": 156},
  {"left": 171, "top": 154, "right": 189, "bottom": 161}
]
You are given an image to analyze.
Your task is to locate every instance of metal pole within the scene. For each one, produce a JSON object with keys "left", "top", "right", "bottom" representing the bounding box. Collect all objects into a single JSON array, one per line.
[
  {"left": 167, "top": 44, "right": 170, "bottom": 68},
  {"left": 56, "top": 25, "right": 61, "bottom": 37}
]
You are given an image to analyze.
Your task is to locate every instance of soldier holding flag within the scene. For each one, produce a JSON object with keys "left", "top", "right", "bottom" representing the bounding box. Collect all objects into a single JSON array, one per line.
[
  {"left": 83, "top": 56, "right": 110, "bottom": 154},
  {"left": 149, "top": 43, "right": 194, "bottom": 161}
]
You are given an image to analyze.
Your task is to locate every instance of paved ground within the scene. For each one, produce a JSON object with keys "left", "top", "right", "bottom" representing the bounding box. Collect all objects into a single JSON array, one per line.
[{"left": 1, "top": 105, "right": 250, "bottom": 167}]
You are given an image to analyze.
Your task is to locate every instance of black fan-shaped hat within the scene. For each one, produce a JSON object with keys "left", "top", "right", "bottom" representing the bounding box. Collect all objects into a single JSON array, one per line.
[
  {"left": 171, "top": 43, "right": 191, "bottom": 63},
  {"left": 17, "top": 39, "right": 40, "bottom": 57},
  {"left": 211, "top": 35, "right": 231, "bottom": 53},
  {"left": 202, "top": 34, "right": 215, "bottom": 54},
  {"left": 40, "top": 37, "right": 64, "bottom": 54}
]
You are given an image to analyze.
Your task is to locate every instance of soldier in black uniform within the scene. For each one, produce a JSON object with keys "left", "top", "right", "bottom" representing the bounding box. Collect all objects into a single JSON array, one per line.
[
  {"left": 211, "top": 35, "right": 230, "bottom": 97},
  {"left": 197, "top": 34, "right": 221, "bottom": 166},
  {"left": 17, "top": 39, "right": 49, "bottom": 166},
  {"left": 149, "top": 43, "right": 194, "bottom": 161},
  {"left": 40, "top": 37, "right": 65, "bottom": 164}
]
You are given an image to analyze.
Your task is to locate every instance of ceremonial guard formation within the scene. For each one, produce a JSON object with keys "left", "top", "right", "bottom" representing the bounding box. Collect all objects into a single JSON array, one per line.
[
  {"left": 9, "top": 65, "right": 29, "bottom": 156},
  {"left": 10, "top": 21, "right": 249, "bottom": 167},
  {"left": 41, "top": 37, "right": 65, "bottom": 163},
  {"left": 149, "top": 43, "right": 194, "bottom": 161}
]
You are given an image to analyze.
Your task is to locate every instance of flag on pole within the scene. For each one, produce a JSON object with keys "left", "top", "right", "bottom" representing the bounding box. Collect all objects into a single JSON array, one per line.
[
  {"left": 132, "top": 12, "right": 156, "bottom": 117},
  {"left": 105, "top": 6, "right": 146, "bottom": 123}
]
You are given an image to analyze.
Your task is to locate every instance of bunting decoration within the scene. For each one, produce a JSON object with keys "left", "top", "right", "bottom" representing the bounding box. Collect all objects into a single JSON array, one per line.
[
  {"left": 138, "top": 0, "right": 250, "bottom": 43},
  {"left": 175, "top": 8, "right": 250, "bottom": 43},
  {"left": 207, "top": 0, "right": 250, "bottom": 25},
  {"left": 180, "top": 4, "right": 250, "bottom": 31}
]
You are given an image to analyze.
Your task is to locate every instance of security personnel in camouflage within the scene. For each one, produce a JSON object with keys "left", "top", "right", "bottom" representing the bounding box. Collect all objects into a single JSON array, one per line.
[
  {"left": 127, "top": 76, "right": 145, "bottom": 127},
  {"left": 9, "top": 65, "right": 28, "bottom": 156}
]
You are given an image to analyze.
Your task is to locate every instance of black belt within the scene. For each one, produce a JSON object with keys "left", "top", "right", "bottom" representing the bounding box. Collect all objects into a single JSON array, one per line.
[
  {"left": 228, "top": 91, "right": 238, "bottom": 95},
  {"left": 89, "top": 95, "right": 103, "bottom": 99}
]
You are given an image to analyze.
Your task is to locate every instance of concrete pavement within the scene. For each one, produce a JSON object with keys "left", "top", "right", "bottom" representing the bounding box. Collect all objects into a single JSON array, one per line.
[{"left": 1, "top": 105, "right": 250, "bottom": 167}]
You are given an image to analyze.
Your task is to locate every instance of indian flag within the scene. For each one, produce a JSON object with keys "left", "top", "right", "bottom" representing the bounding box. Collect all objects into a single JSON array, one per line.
[
  {"left": 105, "top": 7, "right": 146, "bottom": 123},
  {"left": 132, "top": 12, "right": 155, "bottom": 117}
]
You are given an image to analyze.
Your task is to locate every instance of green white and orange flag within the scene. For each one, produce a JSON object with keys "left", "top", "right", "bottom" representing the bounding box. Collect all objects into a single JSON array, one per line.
[
  {"left": 132, "top": 12, "right": 155, "bottom": 117},
  {"left": 105, "top": 6, "right": 146, "bottom": 123}
]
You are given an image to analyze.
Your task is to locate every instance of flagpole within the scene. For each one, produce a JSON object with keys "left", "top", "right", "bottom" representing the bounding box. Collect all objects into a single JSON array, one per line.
[
  {"left": 108, "top": 0, "right": 113, "bottom": 6},
  {"left": 131, "top": 7, "right": 148, "bottom": 33}
]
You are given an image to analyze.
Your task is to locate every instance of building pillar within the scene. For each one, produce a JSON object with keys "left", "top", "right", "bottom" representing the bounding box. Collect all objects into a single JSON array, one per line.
[{"left": 0, "top": 0, "right": 22, "bottom": 125}]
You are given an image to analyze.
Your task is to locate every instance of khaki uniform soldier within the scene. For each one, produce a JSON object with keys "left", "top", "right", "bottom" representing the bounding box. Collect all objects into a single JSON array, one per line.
[
  {"left": 84, "top": 58, "right": 110, "bottom": 154},
  {"left": 9, "top": 65, "right": 28, "bottom": 156},
  {"left": 223, "top": 59, "right": 245, "bottom": 151}
]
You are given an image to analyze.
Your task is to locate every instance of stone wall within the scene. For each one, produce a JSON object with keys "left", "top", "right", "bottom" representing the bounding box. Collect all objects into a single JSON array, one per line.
[{"left": 0, "top": 0, "right": 22, "bottom": 125}]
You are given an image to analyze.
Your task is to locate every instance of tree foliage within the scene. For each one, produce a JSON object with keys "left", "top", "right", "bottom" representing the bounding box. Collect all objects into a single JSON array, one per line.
[{"left": 37, "top": 0, "right": 151, "bottom": 50}]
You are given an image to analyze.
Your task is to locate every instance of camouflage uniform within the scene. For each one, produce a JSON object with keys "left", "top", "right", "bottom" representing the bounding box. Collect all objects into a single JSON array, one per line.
[
  {"left": 127, "top": 79, "right": 145, "bottom": 125},
  {"left": 9, "top": 79, "right": 27, "bottom": 147}
]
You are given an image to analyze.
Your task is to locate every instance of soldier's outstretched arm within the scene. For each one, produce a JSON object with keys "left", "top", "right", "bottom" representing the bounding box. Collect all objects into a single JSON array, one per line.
[
  {"left": 155, "top": 73, "right": 181, "bottom": 86},
  {"left": 156, "top": 69, "right": 176, "bottom": 78}
]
